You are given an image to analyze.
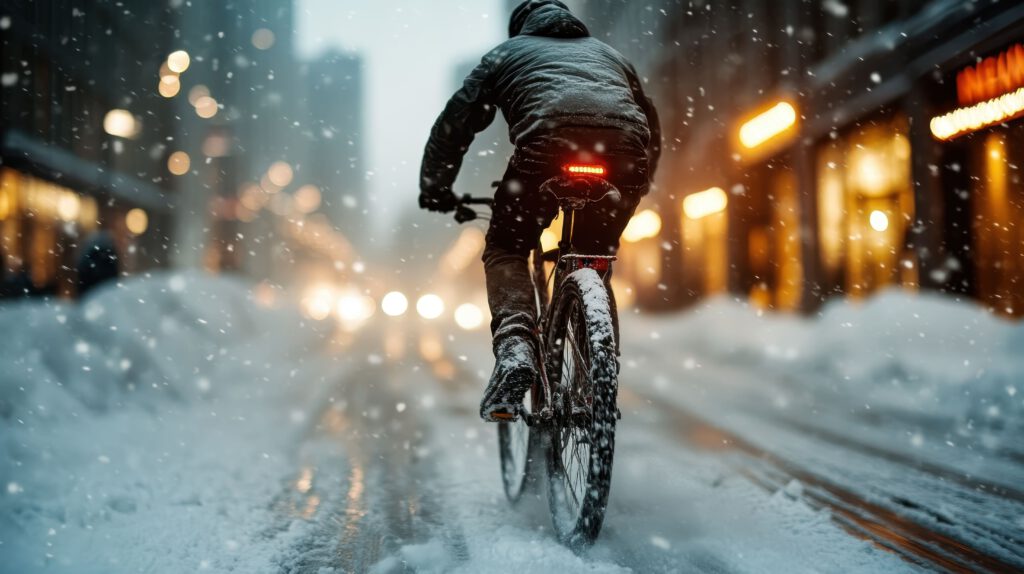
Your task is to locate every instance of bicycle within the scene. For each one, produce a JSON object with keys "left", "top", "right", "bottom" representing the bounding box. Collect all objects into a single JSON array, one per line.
[{"left": 455, "top": 162, "right": 622, "bottom": 548}]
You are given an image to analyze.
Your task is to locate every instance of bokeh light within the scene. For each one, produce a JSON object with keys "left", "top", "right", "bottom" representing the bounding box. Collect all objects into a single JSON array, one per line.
[
  {"left": 381, "top": 291, "right": 409, "bottom": 317},
  {"left": 416, "top": 294, "right": 445, "bottom": 320}
]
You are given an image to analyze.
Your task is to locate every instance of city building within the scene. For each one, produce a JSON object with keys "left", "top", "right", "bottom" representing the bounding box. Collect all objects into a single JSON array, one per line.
[
  {"left": 170, "top": 2, "right": 364, "bottom": 287},
  {"left": 577, "top": 0, "right": 1024, "bottom": 318},
  {"left": 1, "top": 0, "right": 369, "bottom": 298},
  {"left": 300, "top": 50, "right": 365, "bottom": 244},
  {"left": 167, "top": 0, "right": 308, "bottom": 277},
  {"left": 1, "top": 0, "right": 177, "bottom": 296}
]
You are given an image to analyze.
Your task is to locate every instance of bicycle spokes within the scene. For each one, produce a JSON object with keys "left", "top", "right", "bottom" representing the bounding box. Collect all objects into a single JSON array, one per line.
[{"left": 552, "top": 303, "right": 596, "bottom": 523}]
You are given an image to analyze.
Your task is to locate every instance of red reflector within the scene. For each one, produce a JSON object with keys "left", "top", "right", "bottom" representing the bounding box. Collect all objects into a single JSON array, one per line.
[{"left": 564, "top": 164, "right": 607, "bottom": 176}]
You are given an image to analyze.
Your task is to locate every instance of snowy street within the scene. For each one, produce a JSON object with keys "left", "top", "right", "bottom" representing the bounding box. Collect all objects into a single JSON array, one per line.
[
  {"left": 8, "top": 1, "right": 1024, "bottom": 572},
  {"left": 2, "top": 273, "right": 1022, "bottom": 573}
]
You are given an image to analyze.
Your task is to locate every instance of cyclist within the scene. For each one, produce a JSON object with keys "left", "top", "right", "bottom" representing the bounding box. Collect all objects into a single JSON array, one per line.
[{"left": 419, "top": 0, "right": 660, "bottom": 421}]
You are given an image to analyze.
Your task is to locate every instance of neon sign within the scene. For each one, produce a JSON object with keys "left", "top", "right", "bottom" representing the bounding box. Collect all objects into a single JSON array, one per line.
[
  {"left": 956, "top": 43, "right": 1024, "bottom": 107},
  {"left": 932, "top": 43, "right": 1024, "bottom": 140}
]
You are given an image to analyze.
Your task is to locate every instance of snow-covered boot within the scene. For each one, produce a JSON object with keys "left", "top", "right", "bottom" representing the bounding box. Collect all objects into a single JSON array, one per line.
[
  {"left": 481, "top": 243, "right": 541, "bottom": 422},
  {"left": 480, "top": 333, "right": 538, "bottom": 422}
]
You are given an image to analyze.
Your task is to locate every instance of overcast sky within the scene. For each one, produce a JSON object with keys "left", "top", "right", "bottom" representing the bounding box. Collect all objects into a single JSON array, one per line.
[{"left": 294, "top": 0, "right": 506, "bottom": 233}]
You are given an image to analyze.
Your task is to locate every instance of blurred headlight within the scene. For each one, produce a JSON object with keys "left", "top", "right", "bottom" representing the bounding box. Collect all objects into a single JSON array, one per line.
[
  {"left": 454, "top": 303, "right": 484, "bottom": 331},
  {"left": 381, "top": 291, "right": 409, "bottom": 317},
  {"left": 416, "top": 294, "right": 445, "bottom": 320},
  {"left": 302, "top": 285, "right": 336, "bottom": 321},
  {"left": 337, "top": 291, "right": 375, "bottom": 330}
]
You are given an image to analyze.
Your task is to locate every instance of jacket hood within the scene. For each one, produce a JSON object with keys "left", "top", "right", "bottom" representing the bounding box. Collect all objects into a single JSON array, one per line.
[{"left": 509, "top": 0, "right": 589, "bottom": 38}]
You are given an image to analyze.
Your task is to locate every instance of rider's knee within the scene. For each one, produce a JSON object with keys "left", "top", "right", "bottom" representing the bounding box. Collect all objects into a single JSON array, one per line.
[{"left": 482, "top": 239, "right": 531, "bottom": 268}]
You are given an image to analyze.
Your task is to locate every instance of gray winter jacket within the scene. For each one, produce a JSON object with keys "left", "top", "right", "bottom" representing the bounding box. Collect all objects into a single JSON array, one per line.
[{"left": 420, "top": 1, "right": 661, "bottom": 193}]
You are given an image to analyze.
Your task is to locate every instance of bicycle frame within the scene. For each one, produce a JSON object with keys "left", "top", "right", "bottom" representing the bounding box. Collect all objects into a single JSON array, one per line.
[
  {"left": 527, "top": 175, "right": 619, "bottom": 428},
  {"left": 456, "top": 172, "right": 620, "bottom": 427},
  {"left": 457, "top": 172, "right": 623, "bottom": 545}
]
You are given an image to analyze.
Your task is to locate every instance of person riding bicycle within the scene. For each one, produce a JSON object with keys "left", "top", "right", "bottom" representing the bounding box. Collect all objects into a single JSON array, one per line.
[{"left": 419, "top": 0, "right": 661, "bottom": 422}]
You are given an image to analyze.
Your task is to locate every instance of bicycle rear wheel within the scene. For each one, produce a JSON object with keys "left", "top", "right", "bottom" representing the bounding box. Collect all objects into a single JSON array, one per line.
[{"left": 543, "top": 268, "right": 618, "bottom": 548}]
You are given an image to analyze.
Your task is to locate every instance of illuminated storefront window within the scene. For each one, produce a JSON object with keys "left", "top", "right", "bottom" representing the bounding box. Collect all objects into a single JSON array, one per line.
[
  {"left": 616, "top": 208, "right": 662, "bottom": 306},
  {"left": 680, "top": 187, "right": 728, "bottom": 297},
  {"left": 738, "top": 164, "right": 803, "bottom": 312},
  {"left": 972, "top": 130, "right": 1024, "bottom": 316},
  {"left": 815, "top": 116, "right": 915, "bottom": 298},
  {"left": 770, "top": 171, "right": 803, "bottom": 310},
  {"left": 0, "top": 168, "right": 99, "bottom": 295}
]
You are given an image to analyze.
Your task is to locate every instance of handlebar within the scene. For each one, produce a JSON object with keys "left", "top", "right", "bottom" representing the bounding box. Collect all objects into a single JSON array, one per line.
[{"left": 454, "top": 194, "right": 494, "bottom": 224}]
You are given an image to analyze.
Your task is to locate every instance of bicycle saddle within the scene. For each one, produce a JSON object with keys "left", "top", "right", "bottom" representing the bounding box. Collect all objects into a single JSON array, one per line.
[{"left": 541, "top": 175, "right": 622, "bottom": 209}]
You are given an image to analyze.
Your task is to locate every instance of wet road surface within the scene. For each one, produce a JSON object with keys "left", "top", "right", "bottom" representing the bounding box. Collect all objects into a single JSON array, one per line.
[{"left": 267, "top": 328, "right": 1023, "bottom": 573}]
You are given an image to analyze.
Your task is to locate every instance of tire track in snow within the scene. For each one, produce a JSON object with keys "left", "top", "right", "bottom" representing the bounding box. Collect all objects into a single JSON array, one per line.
[{"left": 270, "top": 341, "right": 469, "bottom": 572}]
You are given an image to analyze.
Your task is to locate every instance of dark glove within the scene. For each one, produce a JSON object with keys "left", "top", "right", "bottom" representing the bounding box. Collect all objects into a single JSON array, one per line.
[{"left": 418, "top": 187, "right": 458, "bottom": 213}]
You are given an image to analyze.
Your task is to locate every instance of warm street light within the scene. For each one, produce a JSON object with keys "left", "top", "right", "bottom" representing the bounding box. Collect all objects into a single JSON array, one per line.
[
  {"left": 739, "top": 101, "right": 797, "bottom": 149},
  {"left": 167, "top": 50, "right": 190, "bottom": 73},
  {"left": 103, "top": 109, "right": 139, "bottom": 138},
  {"left": 168, "top": 151, "right": 191, "bottom": 175},
  {"left": 125, "top": 208, "right": 149, "bottom": 235},
  {"left": 267, "top": 161, "right": 294, "bottom": 187},
  {"left": 930, "top": 87, "right": 1024, "bottom": 140},
  {"left": 194, "top": 96, "right": 218, "bottom": 119},
  {"left": 56, "top": 193, "right": 81, "bottom": 222},
  {"left": 683, "top": 187, "right": 728, "bottom": 219},
  {"left": 158, "top": 75, "right": 180, "bottom": 98},
  {"left": 869, "top": 210, "right": 889, "bottom": 232},
  {"left": 621, "top": 209, "right": 662, "bottom": 242}
]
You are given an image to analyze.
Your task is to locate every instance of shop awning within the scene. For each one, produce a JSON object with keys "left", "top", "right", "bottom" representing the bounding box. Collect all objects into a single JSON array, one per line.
[{"left": 1, "top": 129, "right": 171, "bottom": 213}]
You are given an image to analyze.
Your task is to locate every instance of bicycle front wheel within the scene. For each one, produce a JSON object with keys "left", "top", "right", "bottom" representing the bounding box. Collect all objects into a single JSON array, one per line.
[
  {"left": 543, "top": 268, "right": 619, "bottom": 548},
  {"left": 497, "top": 383, "right": 539, "bottom": 503}
]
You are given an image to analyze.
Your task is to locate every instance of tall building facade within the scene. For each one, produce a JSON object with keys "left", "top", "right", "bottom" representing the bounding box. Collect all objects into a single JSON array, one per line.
[
  {"left": 168, "top": 0, "right": 305, "bottom": 276},
  {"left": 170, "top": 1, "right": 362, "bottom": 285},
  {"left": 2, "top": 0, "right": 366, "bottom": 296},
  {"left": 576, "top": 0, "right": 1024, "bottom": 317},
  {"left": 1, "top": 0, "right": 176, "bottom": 296},
  {"left": 301, "top": 50, "right": 365, "bottom": 244}
]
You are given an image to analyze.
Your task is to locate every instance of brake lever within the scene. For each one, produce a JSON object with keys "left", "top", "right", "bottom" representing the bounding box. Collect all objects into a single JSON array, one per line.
[{"left": 454, "top": 205, "right": 477, "bottom": 224}]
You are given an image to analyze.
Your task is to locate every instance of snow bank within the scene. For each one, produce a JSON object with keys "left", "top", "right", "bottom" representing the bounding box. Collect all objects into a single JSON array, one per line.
[
  {"left": 633, "top": 290, "right": 1024, "bottom": 431},
  {"left": 0, "top": 271, "right": 318, "bottom": 416},
  {"left": 0, "top": 272, "right": 338, "bottom": 573}
]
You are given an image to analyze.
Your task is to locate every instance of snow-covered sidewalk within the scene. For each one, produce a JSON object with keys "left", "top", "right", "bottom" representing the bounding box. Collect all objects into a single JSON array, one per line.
[
  {"left": 622, "top": 291, "right": 1024, "bottom": 570},
  {"left": 0, "top": 273, "right": 341, "bottom": 572},
  {"left": 625, "top": 291, "right": 1024, "bottom": 488}
]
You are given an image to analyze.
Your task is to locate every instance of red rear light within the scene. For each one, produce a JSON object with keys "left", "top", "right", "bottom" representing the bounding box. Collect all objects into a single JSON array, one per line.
[{"left": 564, "top": 164, "right": 607, "bottom": 177}]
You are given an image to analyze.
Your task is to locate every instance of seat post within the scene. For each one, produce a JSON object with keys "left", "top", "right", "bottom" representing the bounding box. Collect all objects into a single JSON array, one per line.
[{"left": 559, "top": 207, "right": 575, "bottom": 252}]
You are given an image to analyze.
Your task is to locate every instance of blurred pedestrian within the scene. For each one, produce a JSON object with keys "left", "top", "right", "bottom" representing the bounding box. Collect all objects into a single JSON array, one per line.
[{"left": 77, "top": 231, "right": 120, "bottom": 297}]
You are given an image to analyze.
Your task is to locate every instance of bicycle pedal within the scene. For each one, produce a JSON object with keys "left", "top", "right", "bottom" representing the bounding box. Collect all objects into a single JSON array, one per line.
[{"left": 483, "top": 404, "right": 529, "bottom": 424}]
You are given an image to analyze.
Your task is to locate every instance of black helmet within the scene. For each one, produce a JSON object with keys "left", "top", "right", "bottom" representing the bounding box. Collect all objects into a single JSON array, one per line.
[{"left": 509, "top": 0, "right": 571, "bottom": 37}]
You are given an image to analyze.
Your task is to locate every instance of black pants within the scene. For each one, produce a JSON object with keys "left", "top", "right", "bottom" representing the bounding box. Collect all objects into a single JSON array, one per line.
[{"left": 482, "top": 127, "right": 649, "bottom": 346}]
